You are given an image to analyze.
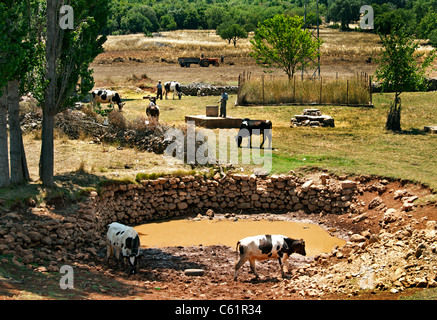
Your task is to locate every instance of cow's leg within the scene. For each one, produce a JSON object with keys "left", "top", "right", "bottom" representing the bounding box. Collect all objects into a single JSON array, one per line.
[
  {"left": 234, "top": 255, "right": 247, "bottom": 281},
  {"left": 260, "top": 130, "right": 265, "bottom": 149},
  {"left": 277, "top": 257, "right": 285, "bottom": 278},
  {"left": 106, "top": 242, "right": 113, "bottom": 261},
  {"left": 282, "top": 254, "right": 290, "bottom": 274},
  {"left": 265, "top": 128, "right": 272, "bottom": 149},
  {"left": 249, "top": 258, "right": 259, "bottom": 278}
]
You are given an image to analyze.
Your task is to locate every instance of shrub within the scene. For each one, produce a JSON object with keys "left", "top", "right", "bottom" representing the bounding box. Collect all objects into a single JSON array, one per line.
[{"left": 429, "top": 29, "right": 437, "bottom": 47}]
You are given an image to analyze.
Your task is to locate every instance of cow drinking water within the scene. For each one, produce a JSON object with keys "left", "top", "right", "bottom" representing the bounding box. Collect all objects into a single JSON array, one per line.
[
  {"left": 236, "top": 118, "right": 272, "bottom": 149},
  {"left": 92, "top": 89, "right": 124, "bottom": 111},
  {"left": 106, "top": 222, "right": 141, "bottom": 275},
  {"left": 234, "top": 234, "right": 306, "bottom": 281}
]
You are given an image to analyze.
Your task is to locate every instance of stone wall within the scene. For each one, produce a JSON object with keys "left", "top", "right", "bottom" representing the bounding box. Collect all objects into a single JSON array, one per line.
[
  {"left": 181, "top": 83, "right": 239, "bottom": 96},
  {"left": 0, "top": 173, "right": 359, "bottom": 266}
]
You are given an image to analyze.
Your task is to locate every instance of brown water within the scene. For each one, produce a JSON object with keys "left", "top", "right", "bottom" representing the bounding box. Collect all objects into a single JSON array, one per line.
[{"left": 135, "top": 219, "right": 345, "bottom": 256}]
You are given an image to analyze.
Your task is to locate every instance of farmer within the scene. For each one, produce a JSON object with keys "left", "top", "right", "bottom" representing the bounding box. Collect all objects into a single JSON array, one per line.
[
  {"left": 156, "top": 80, "right": 163, "bottom": 100},
  {"left": 218, "top": 88, "right": 228, "bottom": 118}
]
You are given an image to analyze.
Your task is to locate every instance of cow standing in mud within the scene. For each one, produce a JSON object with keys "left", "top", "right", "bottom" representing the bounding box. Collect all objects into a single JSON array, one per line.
[
  {"left": 234, "top": 235, "right": 306, "bottom": 281},
  {"left": 106, "top": 222, "right": 141, "bottom": 275}
]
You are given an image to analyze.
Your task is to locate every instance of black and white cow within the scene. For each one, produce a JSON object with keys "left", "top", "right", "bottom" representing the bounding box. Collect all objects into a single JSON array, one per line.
[
  {"left": 106, "top": 222, "right": 141, "bottom": 275},
  {"left": 164, "top": 81, "right": 182, "bottom": 100},
  {"left": 236, "top": 118, "right": 272, "bottom": 149},
  {"left": 234, "top": 234, "right": 306, "bottom": 281},
  {"left": 146, "top": 97, "right": 160, "bottom": 125},
  {"left": 92, "top": 89, "right": 124, "bottom": 110}
]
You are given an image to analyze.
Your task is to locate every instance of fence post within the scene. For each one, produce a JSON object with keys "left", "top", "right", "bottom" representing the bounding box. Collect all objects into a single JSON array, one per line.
[
  {"left": 293, "top": 76, "right": 296, "bottom": 103},
  {"left": 369, "top": 75, "right": 372, "bottom": 105},
  {"left": 346, "top": 79, "right": 349, "bottom": 105},
  {"left": 262, "top": 75, "right": 265, "bottom": 105},
  {"left": 319, "top": 77, "right": 322, "bottom": 104}
]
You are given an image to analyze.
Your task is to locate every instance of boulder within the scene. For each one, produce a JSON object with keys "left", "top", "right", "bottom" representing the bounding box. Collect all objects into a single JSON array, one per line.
[{"left": 349, "top": 234, "right": 366, "bottom": 242}]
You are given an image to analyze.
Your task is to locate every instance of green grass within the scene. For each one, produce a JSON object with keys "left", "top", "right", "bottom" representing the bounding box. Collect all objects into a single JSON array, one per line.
[{"left": 109, "top": 89, "right": 437, "bottom": 190}]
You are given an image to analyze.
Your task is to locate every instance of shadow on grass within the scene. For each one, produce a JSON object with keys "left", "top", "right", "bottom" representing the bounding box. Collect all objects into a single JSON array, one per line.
[{"left": 0, "top": 171, "right": 109, "bottom": 211}]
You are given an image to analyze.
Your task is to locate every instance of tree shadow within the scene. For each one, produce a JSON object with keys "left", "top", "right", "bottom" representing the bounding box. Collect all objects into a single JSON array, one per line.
[{"left": 392, "top": 128, "right": 427, "bottom": 136}]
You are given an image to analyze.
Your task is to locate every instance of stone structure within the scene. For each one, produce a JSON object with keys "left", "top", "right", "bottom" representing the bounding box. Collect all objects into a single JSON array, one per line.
[
  {"left": 0, "top": 173, "right": 359, "bottom": 265},
  {"left": 181, "top": 83, "right": 238, "bottom": 96},
  {"left": 291, "top": 109, "right": 335, "bottom": 128}
]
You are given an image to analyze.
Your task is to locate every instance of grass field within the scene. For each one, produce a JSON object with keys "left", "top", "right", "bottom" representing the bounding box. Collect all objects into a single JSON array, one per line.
[
  {"left": 3, "top": 29, "right": 436, "bottom": 206},
  {"left": 108, "top": 88, "right": 437, "bottom": 189}
]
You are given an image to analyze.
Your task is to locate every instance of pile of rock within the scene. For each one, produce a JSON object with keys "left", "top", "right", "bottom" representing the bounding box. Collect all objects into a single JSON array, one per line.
[
  {"left": 181, "top": 82, "right": 238, "bottom": 96},
  {"left": 290, "top": 109, "right": 335, "bottom": 128}
]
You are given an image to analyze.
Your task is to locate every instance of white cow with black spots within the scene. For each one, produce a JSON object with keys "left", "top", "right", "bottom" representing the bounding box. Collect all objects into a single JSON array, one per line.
[
  {"left": 164, "top": 81, "right": 182, "bottom": 100},
  {"left": 234, "top": 234, "right": 306, "bottom": 281},
  {"left": 92, "top": 89, "right": 124, "bottom": 110},
  {"left": 106, "top": 222, "right": 141, "bottom": 275}
]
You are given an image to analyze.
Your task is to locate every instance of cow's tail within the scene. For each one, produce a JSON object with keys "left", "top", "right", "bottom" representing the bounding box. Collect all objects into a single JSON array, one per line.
[{"left": 235, "top": 241, "right": 242, "bottom": 257}]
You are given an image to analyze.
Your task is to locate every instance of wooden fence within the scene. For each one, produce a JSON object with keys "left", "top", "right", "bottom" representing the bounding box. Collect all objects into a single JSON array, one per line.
[{"left": 237, "top": 71, "right": 373, "bottom": 107}]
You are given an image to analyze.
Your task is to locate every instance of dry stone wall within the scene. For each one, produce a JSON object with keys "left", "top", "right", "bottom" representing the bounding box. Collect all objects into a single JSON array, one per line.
[{"left": 0, "top": 173, "right": 359, "bottom": 266}]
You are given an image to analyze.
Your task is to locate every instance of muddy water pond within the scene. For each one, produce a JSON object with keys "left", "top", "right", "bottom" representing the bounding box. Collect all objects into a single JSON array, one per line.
[{"left": 135, "top": 218, "right": 345, "bottom": 256}]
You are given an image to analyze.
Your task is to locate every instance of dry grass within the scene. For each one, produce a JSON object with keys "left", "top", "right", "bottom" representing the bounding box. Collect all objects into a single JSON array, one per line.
[
  {"left": 102, "top": 30, "right": 253, "bottom": 61},
  {"left": 238, "top": 75, "right": 371, "bottom": 106}
]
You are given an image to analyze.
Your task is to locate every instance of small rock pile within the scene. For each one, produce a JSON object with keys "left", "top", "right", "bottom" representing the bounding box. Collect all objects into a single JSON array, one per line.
[
  {"left": 181, "top": 83, "right": 238, "bottom": 96},
  {"left": 290, "top": 109, "right": 335, "bottom": 128}
]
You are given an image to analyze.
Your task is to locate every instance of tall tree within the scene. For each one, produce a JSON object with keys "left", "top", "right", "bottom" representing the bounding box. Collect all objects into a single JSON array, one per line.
[
  {"left": 0, "top": 0, "right": 37, "bottom": 186},
  {"left": 0, "top": 87, "right": 9, "bottom": 188},
  {"left": 250, "top": 14, "right": 322, "bottom": 80},
  {"left": 40, "top": 0, "right": 108, "bottom": 187},
  {"left": 217, "top": 22, "right": 248, "bottom": 47},
  {"left": 375, "top": 30, "right": 436, "bottom": 131},
  {"left": 327, "top": 0, "right": 362, "bottom": 30}
]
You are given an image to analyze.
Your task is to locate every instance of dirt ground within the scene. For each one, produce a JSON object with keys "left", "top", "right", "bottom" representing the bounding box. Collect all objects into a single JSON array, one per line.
[{"left": 1, "top": 178, "right": 436, "bottom": 301}]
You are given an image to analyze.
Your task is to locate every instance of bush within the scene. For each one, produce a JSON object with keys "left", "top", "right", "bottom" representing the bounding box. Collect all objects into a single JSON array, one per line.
[{"left": 429, "top": 29, "right": 437, "bottom": 47}]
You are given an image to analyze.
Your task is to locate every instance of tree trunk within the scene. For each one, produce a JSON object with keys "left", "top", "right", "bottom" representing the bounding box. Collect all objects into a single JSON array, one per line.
[
  {"left": 39, "top": 0, "right": 59, "bottom": 187},
  {"left": 39, "top": 109, "right": 55, "bottom": 187},
  {"left": 0, "top": 86, "right": 9, "bottom": 188},
  {"left": 8, "top": 80, "right": 30, "bottom": 184},
  {"left": 386, "top": 92, "right": 402, "bottom": 131}
]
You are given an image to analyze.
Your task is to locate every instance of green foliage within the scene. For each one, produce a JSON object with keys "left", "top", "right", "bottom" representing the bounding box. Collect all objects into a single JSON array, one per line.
[
  {"left": 375, "top": 29, "right": 436, "bottom": 131},
  {"left": 0, "top": 0, "right": 40, "bottom": 91},
  {"left": 93, "top": 104, "right": 114, "bottom": 117},
  {"left": 217, "top": 22, "right": 248, "bottom": 47},
  {"left": 375, "top": 30, "right": 436, "bottom": 95},
  {"left": 374, "top": 9, "right": 417, "bottom": 35},
  {"left": 326, "top": 0, "right": 362, "bottom": 30},
  {"left": 429, "top": 29, "right": 437, "bottom": 47},
  {"left": 250, "top": 14, "right": 322, "bottom": 80}
]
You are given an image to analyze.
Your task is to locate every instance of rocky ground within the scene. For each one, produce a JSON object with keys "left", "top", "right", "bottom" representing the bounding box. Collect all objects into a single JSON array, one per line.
[{"left": 1, "top": 177, "right": 436, "bottom": 300}]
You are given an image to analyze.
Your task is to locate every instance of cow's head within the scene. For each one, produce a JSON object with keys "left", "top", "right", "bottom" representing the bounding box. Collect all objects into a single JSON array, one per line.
[
  {"left": 124, "top": 235, "right": 140, "bottom": 275},
  {"left": 124, "top": 254, "right": 139, "bottom": 275},
  {"left": 292, "top": 239, "right": 306, "bottom": 256}
]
